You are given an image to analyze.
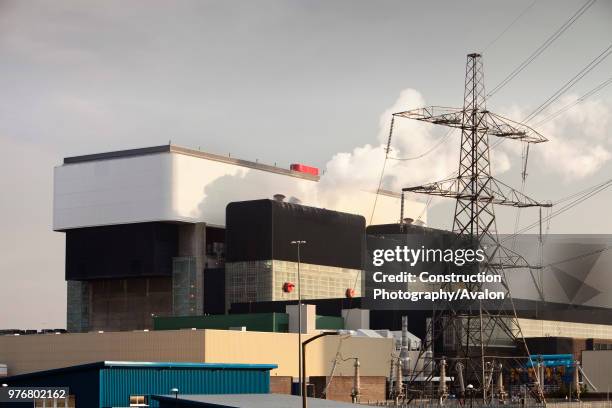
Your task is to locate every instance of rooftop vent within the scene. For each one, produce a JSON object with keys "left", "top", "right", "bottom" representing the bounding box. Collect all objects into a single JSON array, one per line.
[
  {"left": 288, "top": 196, "right": 302, "bottom": 205},
  {"left": 273, "top": 194, "right": 286, "bottom": 202}
]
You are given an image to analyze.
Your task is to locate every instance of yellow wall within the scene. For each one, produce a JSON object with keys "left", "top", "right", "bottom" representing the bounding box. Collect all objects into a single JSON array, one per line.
[
  {"left": 0, "top": 329, "right": 393, "bottom": 378},
  {"left": 0, "top": 330, "right": 206, "bottom": 376},
  {"left": 203, "top": 330, "right": 394, "bottom": 377}
]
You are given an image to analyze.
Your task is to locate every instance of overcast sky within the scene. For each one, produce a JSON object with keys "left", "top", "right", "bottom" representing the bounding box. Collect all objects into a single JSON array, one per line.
[{"left": 1, "top": 0, "right": 611, "bottom": 328}]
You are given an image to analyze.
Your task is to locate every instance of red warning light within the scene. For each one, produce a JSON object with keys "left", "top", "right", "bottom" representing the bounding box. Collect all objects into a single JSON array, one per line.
[{"left": 283, "top": 282, "right": 295, "bottom": 293}]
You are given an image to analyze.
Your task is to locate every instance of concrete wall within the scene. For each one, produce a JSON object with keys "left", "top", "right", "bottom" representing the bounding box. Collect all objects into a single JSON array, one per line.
[
  {"left": 342, "top": 309, "right": 369, "bottom": 330},
  {"left": 54, "top": 147, "right": 424, "bottom": 230},
  {"left": 286, "top": 304, "right": 316, "bottom": 334},
  {"left": 582, "top": 350, "right": 612, "bottom": 392},
  {"left": 0, "top": 329, "right": 394, "bottom": 379},
  {"left": 0, "top": 330, "right": 206, "bottom": 376},
  {"left": 520, "top": 319, "right": 612, "bottom": 340},
  {"left": 176, "top": 223, "right": 206, "bottom": 315}
]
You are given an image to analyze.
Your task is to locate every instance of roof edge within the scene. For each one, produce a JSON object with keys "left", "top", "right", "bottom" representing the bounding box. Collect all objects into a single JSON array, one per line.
[
  {"left": 63, "top": 145, "right": 171, "bottom": 164},
  {"left": 2, "top": 361, "right": 277, "bottom": 382},
  {"left": 62, "top": 144, "right": 319, "bottom": 181}
]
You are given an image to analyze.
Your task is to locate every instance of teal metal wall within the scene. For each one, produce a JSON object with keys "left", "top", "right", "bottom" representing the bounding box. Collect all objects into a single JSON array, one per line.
[
  {"left": 3, "top": 364, "right": 101, "bottom": 407},
  {"left": 3, "top": 361, "right": 276, "bottom": 408},
  {"left": 100, "top": 364, "right": 271, "bottom": 407}
]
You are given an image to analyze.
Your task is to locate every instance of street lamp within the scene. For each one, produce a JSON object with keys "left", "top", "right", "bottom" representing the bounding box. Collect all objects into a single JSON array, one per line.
[
  {"left": 466, "top": 384, "right": 474, "bottom": 408},
  {"left": 291, "top": 240, "right": 306, "bottom": 395},
  {"left": 301, "top": 330, "right": 354, "bottom": 408},
  {"left": 170, "top": 388, "right": 179, "bottom": 407}
]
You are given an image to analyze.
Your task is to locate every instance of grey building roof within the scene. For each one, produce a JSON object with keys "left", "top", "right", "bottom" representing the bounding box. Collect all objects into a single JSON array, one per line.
[
  {"left": 3, "top": 361, "right": 278, "bottom": 382},
  {"left": 153, "top": 393, "right": 359, "bottom": 407},
  {"left": 62, "top": 144, "right": 320, "bottom": 181}
]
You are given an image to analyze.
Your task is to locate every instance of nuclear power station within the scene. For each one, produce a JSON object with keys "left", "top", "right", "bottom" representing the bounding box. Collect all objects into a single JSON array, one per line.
[{"left": 3, "top": 52, "right": 612, "bottom": 408}]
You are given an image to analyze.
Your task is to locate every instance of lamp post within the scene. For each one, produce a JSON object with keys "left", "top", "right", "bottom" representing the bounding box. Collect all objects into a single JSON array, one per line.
[
  {"left": 466, "top": 384, "right": 474, "bottom": 408},
  {"left": 301, "top": 330, "right": 353, "bottom": 408},
  {"left": 291, "top": 240, "right": 306, "bottom": 396},
  {"left": 170, "top": 388, "right": 179, "bottom": 408},
  {"left": 351, "top": 358, "right": 360, "bottom": 403}
]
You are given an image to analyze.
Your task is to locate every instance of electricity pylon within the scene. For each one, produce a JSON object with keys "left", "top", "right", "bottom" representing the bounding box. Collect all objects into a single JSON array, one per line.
[{"left": 394, "top": 53, "right": 552, "bottom": 402}]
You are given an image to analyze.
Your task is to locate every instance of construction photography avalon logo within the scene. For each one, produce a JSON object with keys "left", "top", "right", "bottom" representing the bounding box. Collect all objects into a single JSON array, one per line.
[{"left": 0, "top": 1, "right": 611, "bottom": 407}]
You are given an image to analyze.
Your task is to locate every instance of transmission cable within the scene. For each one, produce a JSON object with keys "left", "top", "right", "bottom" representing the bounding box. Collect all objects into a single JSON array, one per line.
[
  {"left": 369, "top": 117, "right": 395, "bottom": 224},
  {"left": 502, "top": 177, "right": 612, "bottom": 240},
  {"left": 523, "top": 43, "right": 612, "bottom": 123},
  {"left": 554, "top": 177, "right": 612, "bottom": 204},
  {"left": 522, "top": 179, "right": 611, "bottom": 234},
  {"left": 487, "top": 0, "right": 597, "bottom": 98},
  {"left": 483, "top": 0, "right": 538, "bottom": 52},
  {"left": 490, "top": 44, "right": 612, "bottom": 151},
  {"left": 533, "top": 76, "right": 612, "bottom": 127},
  {"left": 542, "top": 245, "right": 612, "bottom": 269},
  {"left": 387, "top": 128, "right": 455, "bottom": 161}
]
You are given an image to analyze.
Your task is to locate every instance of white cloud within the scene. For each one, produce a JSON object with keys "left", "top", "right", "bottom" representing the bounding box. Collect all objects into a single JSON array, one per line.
[
  {"left": 318, "top": 88, "right": 612, "bottom": 218},
  {"left": 499, "top": 96, "right": 612, "bottom": 181},
  {"left": 318, "top": 88, "right": 515, "bottom": 206}
]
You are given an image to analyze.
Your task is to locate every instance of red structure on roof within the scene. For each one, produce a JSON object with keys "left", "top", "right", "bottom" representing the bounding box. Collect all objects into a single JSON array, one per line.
[{"left": 290, "top": 163, "right": 319, "bottom": 176}]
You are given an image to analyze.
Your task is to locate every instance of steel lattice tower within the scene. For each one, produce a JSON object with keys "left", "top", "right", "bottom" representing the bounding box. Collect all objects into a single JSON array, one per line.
[
  {"left": 455, "top": 54, "right": 493, "bottom": 239},
  {"left": 394, "top": 53, "right": 552, "bottom": 403}
]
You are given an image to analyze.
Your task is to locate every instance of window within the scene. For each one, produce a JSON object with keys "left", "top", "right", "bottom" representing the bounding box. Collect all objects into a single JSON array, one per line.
[
  {"left": 34, "top": 395, "right": 76, "bottom": 408},
  {"left": 129, "top": 395, "right": 148, "bottom": 407}
]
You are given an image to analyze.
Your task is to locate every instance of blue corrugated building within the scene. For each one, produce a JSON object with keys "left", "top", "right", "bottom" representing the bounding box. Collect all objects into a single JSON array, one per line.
[{"left": 2, "top": 361, "right": 277, "bottom": 408}]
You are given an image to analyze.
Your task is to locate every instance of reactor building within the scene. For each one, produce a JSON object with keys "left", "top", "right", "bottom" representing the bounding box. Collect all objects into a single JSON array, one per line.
[{"left": 53, "top": 144, "right": 424, "bottom": 332}]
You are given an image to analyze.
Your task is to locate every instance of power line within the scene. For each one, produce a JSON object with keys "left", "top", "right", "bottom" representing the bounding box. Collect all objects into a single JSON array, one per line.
[
  {"left": 554, "top": 177, "right": 612, "bottom": 204},
  {"left": 416, "top": 196, "right": 432, "bottom": 222},
  {"left": 490, "top": 44, "right": 612, "bottom": 151},
  {"left": 483, "top": 0, "right": 538, "bottom": 52},
  {"left": 502, "top": 177, "right": 612, "bottom": 240},
  {"left": 487, "top": 0, "right": 597, "bottom": 98},
  {"left": 387, "top": 128, "right": 455, "bottom": 161},
  {"left": 533, "top": 76, "right": 612, "bottom": 127},
  {"left": 542, "top": 245, "right": 612, "bottom": 269},
  {"left": 523, "top": 43, "right": 612, "bottom": 123},
  {"left": 370, "top": 116, "right": 395, "bottom": 224}
]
